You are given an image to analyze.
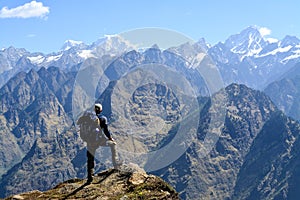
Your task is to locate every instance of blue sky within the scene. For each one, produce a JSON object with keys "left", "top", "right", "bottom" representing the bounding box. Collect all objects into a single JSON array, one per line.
[{"left": 0, "top": 0, "right": 299, "bottom": 53}]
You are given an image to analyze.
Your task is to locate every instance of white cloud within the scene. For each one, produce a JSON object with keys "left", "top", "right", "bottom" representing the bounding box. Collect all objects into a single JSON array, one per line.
[
  {"left": 0, "top": 1, "right": 49, "bottom": 19},
  {"left": 259, "top": 27, "right": 272, "bottom": 37},
  {"left": 26, "top": 34, "right": 36, "bottom": 38}
]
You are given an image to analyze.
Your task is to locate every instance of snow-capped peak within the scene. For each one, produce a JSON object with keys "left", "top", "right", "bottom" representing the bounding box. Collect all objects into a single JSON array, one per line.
[
  {"left": 91, "top": 34, "right": 137, "bottom": 55},
  {"left": 27, "top": 55, "right": 45, "bottom": 64},
  {"left": 280, "top": 35, "right": 300, "bottom": 47},
  {"left": 61, "top": 40, "right": 84, "bottom": 51},
  {"left": 224, "top": 26, "right": 267, "bottom": 60},
  {"left": 103, "top": 34, "right": 137, "bottom": 50}
]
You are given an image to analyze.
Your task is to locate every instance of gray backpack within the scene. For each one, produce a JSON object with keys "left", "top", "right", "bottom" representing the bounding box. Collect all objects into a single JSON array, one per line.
[{"left": 77, "top": 111, "right": 104, "bottom": 145}]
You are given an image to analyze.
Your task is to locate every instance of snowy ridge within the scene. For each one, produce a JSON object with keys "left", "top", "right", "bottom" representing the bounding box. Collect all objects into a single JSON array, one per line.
[
  {"left": 61, "top": 40, "right": 84, "bottom": 51},
  {"left": 102, "top": 34, "right": 137, "bottom": 52},
  {"left": 25, "top": 35, "right": 134, "bottom": 68},
  {"left": 256, "top": 45, "right": 293, "bottom": 57},
  {"left": 77, "top": 50, "right": 96, "bottom": 59},
  {"left": 282, "top": 49, "right": 300, "bottom": 62},
  {"left": 45, "top": 54, "right": 63, "bottom": 63},
  {"left": 27, "top": 55, "right": 45, "bottom": 65}
]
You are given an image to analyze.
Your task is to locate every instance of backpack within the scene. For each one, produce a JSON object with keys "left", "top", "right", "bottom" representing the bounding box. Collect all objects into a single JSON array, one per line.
[{"left": 77, "top": 111, "right": 104, "bottom": 146}]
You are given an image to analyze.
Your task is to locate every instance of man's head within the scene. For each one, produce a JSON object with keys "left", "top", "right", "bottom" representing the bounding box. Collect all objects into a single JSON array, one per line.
[{"left": 94, "top": 103, "right": 102, "bottom": 114}]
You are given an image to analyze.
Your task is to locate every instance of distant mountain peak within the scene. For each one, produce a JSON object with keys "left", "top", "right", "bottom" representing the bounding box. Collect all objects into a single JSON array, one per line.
[
  {"left": 243, "top": 25, "right": 261, "bottom": 34},
  {"left": 197, "top": 37, "right": 211, "bottom": 49},
  {"left": 280, "top": 35, "right": 300, "bottom": 47},
  {"left": 91, "top": 34, "right": 137, "bottom": 57},
  {"left": 151, "top": 44, "right": 160, "bottom": 49},
  {"left": 61, "top": 40, "right": 84, "bottom": 51},
  {"left": 224, "top": 26, "right": 269, "bottom": 59},
  {"left": 1, "top": 46, "right": 28, "bottom": 55},
  {"left": 103, "top": 34, "right": 137, "bottom": 49}
]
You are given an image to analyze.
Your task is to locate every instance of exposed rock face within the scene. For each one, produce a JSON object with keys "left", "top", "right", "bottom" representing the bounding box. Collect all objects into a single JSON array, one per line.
[
  {"left": 0, "top": 67, "right": 81, "bottom": 198},
  {"left": 5, "top": 164, "right": 179, "bottom": 200},
  {"left": 233, "top": 112, "right": 300, "bottom": 199},
  {"left": 153, "top": 84, "right": 300, "bottom": 200},
  {"left": 0, "top": 67, "right": 74, "bottom": 175},
  {"left": 0, "top": 131, "right": 82, "bottom": 198}
]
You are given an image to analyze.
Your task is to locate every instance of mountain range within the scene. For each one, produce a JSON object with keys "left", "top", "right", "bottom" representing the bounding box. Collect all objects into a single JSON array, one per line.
[
  {"left": 1, "top": 26, "right": 300, "bottom": 199},
  {"left": 0, "top": 35, "right": 135, "bottom": 88},
  {"left": 209, "top": 26, "right": 300, "bottom": 89},
  {"left": 2, "top": 26, "right": 300, "bottom": 89}
]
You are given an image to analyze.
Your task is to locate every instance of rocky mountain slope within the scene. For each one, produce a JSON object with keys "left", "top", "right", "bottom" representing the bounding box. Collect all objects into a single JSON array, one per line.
[
  {"left": 1, "top": 64, "right": 300, "bottom": 199},
  {"left": 153, "top": 84, "right": 300, "bottom": 199},
  {"left": 4, "top": 164, "right": 179, "bottom": 200},
  {"left": 0, "top": 66, "right": 85, "bottom": 198},
  {"left": 0, "top": 66, "right": 75, "bottom": 178},
  {"left": 265, "top": 62, "right": 300, "bottom": 121},
  {"left": 233, "top": 111, "right": 300, "bottom": 199},
  {"left": 153, "top": 83, "right": 273, "bottom": 199}
]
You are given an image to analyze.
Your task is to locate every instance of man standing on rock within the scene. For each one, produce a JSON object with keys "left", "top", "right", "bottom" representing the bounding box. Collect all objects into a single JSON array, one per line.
[{"left": 77, "top": 103, "right": 121, "bottom": 183}]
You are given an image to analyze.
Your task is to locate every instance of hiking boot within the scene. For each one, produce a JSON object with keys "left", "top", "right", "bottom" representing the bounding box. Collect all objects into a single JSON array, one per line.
[
  {"left": 87, "top": 176, "right": 93, "bottom": 184},
  {"left": 87, "top": 169, "right": 94, "bottom": 183}
]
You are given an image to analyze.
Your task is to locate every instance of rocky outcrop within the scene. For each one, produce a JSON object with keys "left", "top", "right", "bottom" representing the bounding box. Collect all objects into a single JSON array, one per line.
[{"left": 5, "top": 164, "right": 179, "bottom": 200}]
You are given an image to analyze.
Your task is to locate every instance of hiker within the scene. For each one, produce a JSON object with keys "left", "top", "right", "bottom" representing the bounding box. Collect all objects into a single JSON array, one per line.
[{"left": 77, "top": 103, "right": 121, "bottom": 183}]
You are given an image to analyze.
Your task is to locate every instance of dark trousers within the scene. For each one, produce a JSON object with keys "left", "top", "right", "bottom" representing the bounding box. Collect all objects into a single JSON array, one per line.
[
  {"left": 86, "top": 141, "right": 118, "bottom": 180},
  {"left": 87, "top": 144, "right": 97, "bottom": 180}
]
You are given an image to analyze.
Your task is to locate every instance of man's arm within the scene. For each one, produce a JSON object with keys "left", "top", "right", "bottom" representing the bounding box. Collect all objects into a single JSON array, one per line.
[{"left": 99, "top": 116, "right": 113, "bottom": 140}]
